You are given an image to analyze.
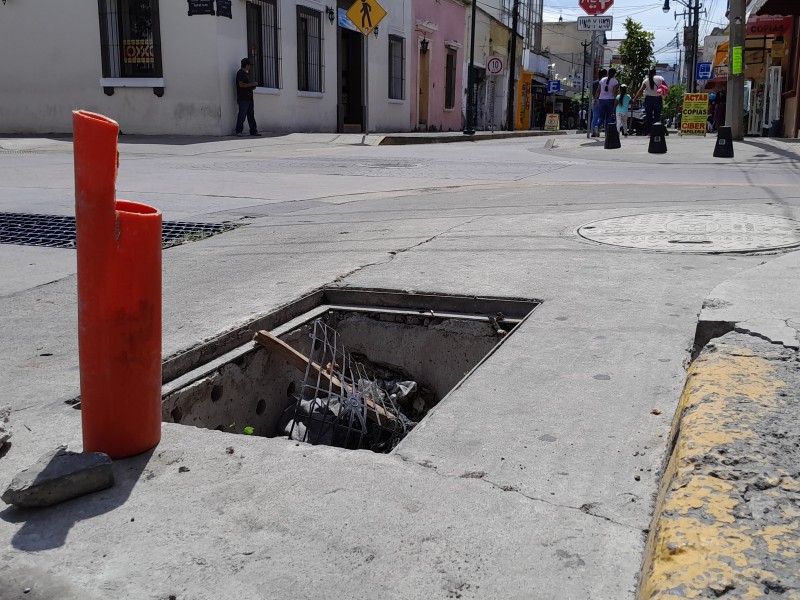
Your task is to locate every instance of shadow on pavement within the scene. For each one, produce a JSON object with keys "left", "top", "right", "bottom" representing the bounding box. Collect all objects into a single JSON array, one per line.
[
  {"left": 740, "top": 139, "right": 800, "bottom": 166},
  {"left": 0, "top": 449, "right": 153, "bottom": 551}
]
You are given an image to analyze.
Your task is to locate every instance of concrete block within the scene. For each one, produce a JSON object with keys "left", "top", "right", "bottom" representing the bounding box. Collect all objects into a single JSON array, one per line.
[{"left": 1, "top": 446, "right": 114, "bottom": 508}]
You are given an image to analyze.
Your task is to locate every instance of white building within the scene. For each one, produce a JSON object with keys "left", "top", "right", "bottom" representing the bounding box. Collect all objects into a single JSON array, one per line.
[{"left": 0, "top": 0, "right": 412, "bottom": 135}]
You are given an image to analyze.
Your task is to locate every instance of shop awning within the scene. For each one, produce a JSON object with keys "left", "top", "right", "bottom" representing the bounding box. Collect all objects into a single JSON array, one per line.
[{"left": 713, "top": 41, "right": 729, "bottom": 67}]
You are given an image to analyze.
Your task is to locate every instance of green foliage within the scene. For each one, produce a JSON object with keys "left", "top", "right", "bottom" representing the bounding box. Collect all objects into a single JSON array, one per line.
[
  {"left": 243, "top": 427, "right": 254, "bottom": 435},
  {"left": 663, "top": 83, "right": 686, "bottom": 120},
  {"left": 618, "top": 18, "right": 655, "bottom": 90}
]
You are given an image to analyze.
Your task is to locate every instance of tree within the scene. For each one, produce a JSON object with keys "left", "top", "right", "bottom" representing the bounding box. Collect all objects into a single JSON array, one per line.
[
  {"left": 618, "top": 18, "right": 655, "bottom": 90},
  {"left": 663, "top": 83, "right": 686, "bottom": 121}
]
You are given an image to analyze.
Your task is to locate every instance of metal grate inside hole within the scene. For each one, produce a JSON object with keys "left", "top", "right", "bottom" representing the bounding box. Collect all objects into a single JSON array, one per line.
[{"left": 0, "top": 212, "right": 241, "bottom": 249}]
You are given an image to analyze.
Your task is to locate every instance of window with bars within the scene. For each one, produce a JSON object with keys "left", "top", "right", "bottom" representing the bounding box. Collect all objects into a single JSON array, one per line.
[
  {"left": 296, "top": 6, "right": 323, "bottom": 93},
  {"left": 246, "top": 0, "right": 280, "bottom": 89},
  {"left": 98, "top": 0, "right": 163, "bottom": 78},
  {"left": 388, "top": 35, "right": 404, "bottom": 100},
  {"left": 445, "top": 49, "right": 456, "bottom": 109}
]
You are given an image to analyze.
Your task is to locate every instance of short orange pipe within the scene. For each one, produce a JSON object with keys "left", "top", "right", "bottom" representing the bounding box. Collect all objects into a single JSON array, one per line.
[{"left": 73, "top": 110, "right": 162, "bottom": 458}]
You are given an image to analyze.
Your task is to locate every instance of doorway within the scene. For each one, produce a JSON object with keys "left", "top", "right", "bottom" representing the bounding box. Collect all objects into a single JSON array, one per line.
[
  {"left": 418, "top": 47, "right": 430, "bottom": 129},
  {"left": 339, "top": 27, "right": 364, "bottom": 133}
]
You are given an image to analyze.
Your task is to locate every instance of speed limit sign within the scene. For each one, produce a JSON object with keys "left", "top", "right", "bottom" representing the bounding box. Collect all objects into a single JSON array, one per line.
[{"left": 486, "top": 56, "right": 505, "bottom": 76}]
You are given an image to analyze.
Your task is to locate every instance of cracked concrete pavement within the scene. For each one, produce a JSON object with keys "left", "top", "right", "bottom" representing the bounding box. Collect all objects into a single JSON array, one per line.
[{"left": 1, "top": 132, "right": 799, "bottom": 599}]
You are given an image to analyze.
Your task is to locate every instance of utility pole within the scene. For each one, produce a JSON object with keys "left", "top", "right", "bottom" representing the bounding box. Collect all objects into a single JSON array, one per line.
[
  {"left": 726, "top": 0, "right": 745, "bottom": 139},
  {"left": 506, "top": 0, "right": 520, "bottom": 132},
  {"left": 581, "top": 37, "right": 590, "bottom": 132},
  {"left": 464, "top": 0, "right": 478, "bottom": 135},
  {"left": 691, "top": 0, "right": 700, "bottom": 94}
]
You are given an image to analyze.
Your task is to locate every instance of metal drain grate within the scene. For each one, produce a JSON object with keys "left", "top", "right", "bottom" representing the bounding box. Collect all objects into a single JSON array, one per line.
[{"left": 0, "top": 212, "right": 240, "bottom": 249}]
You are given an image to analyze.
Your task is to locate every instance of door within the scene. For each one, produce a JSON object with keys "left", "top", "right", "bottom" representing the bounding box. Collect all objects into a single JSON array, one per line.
[
  {"left": 418, "top": 48, "right": 430, "bottom": 128},
  {"left": 339, "top": 28, "right": 364, "bottom": 133},
  {"left": 763, "top": 66, "right": 782, "bottom": 130}
]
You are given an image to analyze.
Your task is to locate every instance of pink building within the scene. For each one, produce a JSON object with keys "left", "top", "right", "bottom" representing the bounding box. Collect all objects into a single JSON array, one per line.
[{"left": 411, "top": 0, "right": 467, "bottom": 131}]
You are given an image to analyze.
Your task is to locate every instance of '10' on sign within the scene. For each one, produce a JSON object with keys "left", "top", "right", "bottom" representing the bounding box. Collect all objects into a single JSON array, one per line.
[{"left": 579, "top": 0, "right": 613, "bottom": 15}]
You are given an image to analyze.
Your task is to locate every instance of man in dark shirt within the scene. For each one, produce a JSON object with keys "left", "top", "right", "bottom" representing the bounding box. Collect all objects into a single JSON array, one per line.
[{"left": 235, "top": 58, "right": 260, "bottom": 136}]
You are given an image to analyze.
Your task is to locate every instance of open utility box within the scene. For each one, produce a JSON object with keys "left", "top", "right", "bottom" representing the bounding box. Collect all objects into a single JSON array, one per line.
[{"left": 161, "top": 288, "right": 539, "bottom": 451}]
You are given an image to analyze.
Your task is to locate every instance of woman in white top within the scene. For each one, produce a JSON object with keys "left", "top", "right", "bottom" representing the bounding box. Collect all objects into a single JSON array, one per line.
[
  {"left": 632, "top": 68, "right": 666, "bottom": 134},
  {"left": 593, "top": 68, "right": 619, "bottom": 137}
]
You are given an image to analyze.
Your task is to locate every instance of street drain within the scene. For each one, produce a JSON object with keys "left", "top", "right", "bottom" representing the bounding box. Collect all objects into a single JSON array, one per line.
[
  {"left": 577, "top": 211, "right": 800, "bottom": 253},
  {"left": 161, "top": 288, "right": 539, "bottom": 452},
  {"left": 0, "top": 212, "right": 240, "bottom": 249}
]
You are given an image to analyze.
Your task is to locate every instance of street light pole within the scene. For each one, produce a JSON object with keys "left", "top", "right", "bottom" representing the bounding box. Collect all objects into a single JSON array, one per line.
[{"left": 464, "top": 0, "right": 478, "bottom": 135}]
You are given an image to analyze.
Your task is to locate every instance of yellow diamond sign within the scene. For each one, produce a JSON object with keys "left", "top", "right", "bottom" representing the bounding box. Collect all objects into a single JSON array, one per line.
[{"left": 346, "top": 0, "right": 387, "bottom": 36}]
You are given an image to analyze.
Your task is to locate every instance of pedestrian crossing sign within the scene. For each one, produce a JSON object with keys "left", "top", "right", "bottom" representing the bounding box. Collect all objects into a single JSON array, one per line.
[{"left": 346, "top": 0, "right": 387, "bottom": 36}]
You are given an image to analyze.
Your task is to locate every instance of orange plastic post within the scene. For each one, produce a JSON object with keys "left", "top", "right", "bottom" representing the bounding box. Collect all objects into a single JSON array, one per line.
[{"left": 73, "top": 110, "right": 162, "bottom": 459}]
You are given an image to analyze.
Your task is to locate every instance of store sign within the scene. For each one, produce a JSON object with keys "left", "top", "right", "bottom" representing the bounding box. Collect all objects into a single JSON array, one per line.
[
  {"left": 545, "top": 114, "right": 560, "bottom": 131},
  {"left": 217, "top": 0, "right": 232, "bottom": 18},
  {"left": 680, "top": 93, "right": 709, "bottom": 137},
  {"left": 123, "top": 39, "right": 154, "bottom": 64},
  {"left": 746, "top": 15, "right": 793, "bottom": 37},
  {"left": 187, "top": 0, "right": 215, "bottom": 16}
]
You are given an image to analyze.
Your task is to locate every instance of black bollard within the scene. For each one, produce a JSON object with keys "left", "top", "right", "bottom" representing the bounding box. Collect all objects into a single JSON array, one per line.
[
  {"left": 714, "top": 126, "right": 734, "bottom": 158},
  {"left": 648, "top": 122, "right": 667, "bottom": 154},
  {"left": 605, "top": 122, "right": 621, "bottom": 149}
]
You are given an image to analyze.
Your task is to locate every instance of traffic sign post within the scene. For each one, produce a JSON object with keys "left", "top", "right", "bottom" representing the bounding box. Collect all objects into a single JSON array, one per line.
[
  {"left": 577, "top": 15, "right": 613, "bottom": 31},
  {"left": 696, "top": 62, "right": 714, "bottom": 81},
  {"left": 345, "top": 0, "right": 386, "bottom": 36},
  {"left": 578, "top": 0, "right": 613, "bottom": 15},
  {"left": 547, "top": 80, "right": 560, "bottom": 121},
  {"left": 486, "top": 56, "right": 505, "bottom": 76}
]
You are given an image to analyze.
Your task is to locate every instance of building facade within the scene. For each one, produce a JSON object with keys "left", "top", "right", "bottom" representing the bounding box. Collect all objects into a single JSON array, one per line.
[
  {"left": 0, "top": 0, "right": 413, "bottom": 135},
  {"left": 412, "top": 0, "right": 467, "bottom": 132}
]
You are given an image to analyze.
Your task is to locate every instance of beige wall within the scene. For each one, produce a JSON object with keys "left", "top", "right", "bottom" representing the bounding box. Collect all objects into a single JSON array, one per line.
[{"left": 0, "top": 0, "right": 410, "bottom": 135}]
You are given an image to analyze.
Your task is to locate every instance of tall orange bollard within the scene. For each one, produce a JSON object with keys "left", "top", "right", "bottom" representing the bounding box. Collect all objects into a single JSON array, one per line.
[{"left": 73, "top": 110, "right": 162, "bottom": 459}]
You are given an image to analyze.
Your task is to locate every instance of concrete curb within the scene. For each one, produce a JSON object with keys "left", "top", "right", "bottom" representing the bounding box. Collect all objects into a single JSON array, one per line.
[
  {"left": 378, "top": 130, "right": 568, "bottom": 145},
  {"left": 638, "top": 332, "right": 800, "bottom": 598}
]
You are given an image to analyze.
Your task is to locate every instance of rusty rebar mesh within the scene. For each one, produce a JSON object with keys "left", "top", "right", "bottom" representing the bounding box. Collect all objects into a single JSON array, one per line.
[{"left": 281, "top": 319, "right": 417, "bottom": 452}]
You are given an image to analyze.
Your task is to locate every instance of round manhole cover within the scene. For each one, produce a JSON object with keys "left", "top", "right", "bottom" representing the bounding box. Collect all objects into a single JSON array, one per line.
[{"left": 577, "top": 212, "right": 800, "bottom": 253}]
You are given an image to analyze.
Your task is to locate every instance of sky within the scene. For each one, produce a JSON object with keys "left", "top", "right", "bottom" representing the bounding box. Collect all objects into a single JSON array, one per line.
[{"left": 542, "top": 0, "right": 730, "bottom": 64}]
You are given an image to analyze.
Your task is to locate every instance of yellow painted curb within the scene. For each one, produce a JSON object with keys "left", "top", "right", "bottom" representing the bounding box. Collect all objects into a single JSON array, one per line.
[{"left": 638, "top": 339, "right": 800, "bottom": 599}]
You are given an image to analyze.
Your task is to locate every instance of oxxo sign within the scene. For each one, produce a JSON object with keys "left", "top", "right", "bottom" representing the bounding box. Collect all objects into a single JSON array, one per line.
[
  {"left": 579, "top": 0, "right": 613, "bottom": 15},
  {"left": 487, "top": 56, "right": 505, "bottom": 76}
]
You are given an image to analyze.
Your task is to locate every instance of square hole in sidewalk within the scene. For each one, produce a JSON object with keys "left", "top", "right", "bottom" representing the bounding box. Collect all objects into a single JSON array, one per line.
[{"left": 161, "top": 288, "right": 539, "bottom": 452}]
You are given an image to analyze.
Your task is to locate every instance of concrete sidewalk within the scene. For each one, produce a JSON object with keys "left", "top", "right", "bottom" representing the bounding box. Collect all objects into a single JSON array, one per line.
[
  {"left": 1, "top": 133, "right": 799, "bottom": 599},
  {"left": 640, "top": 252, "right": 800, "bottom": 599}
]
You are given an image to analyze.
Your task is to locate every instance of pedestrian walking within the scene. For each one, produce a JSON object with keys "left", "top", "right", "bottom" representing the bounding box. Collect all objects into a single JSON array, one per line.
[
  {"left": 235, "top": 58, "right": 261, "bottom": 137},
  {"left": 590, "top": 69, "right": 607, "bottom": 137},
  {"left": 594, "top": 68, "right": 619, "bottom": 138},
  {"left": 579, "top": 107, "right": 587, "bottom": 131},
  {"left": 615, "top": 84, "right": 632, "bottom": 137},
  {"left": 632, "top": 68, "right": 666, "bottom": 135}
]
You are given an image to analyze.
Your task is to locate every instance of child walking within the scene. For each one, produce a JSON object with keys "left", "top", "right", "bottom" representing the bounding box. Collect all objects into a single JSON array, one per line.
[{"left": 615, "top": 84, "right": 632, "bottom": 137}]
